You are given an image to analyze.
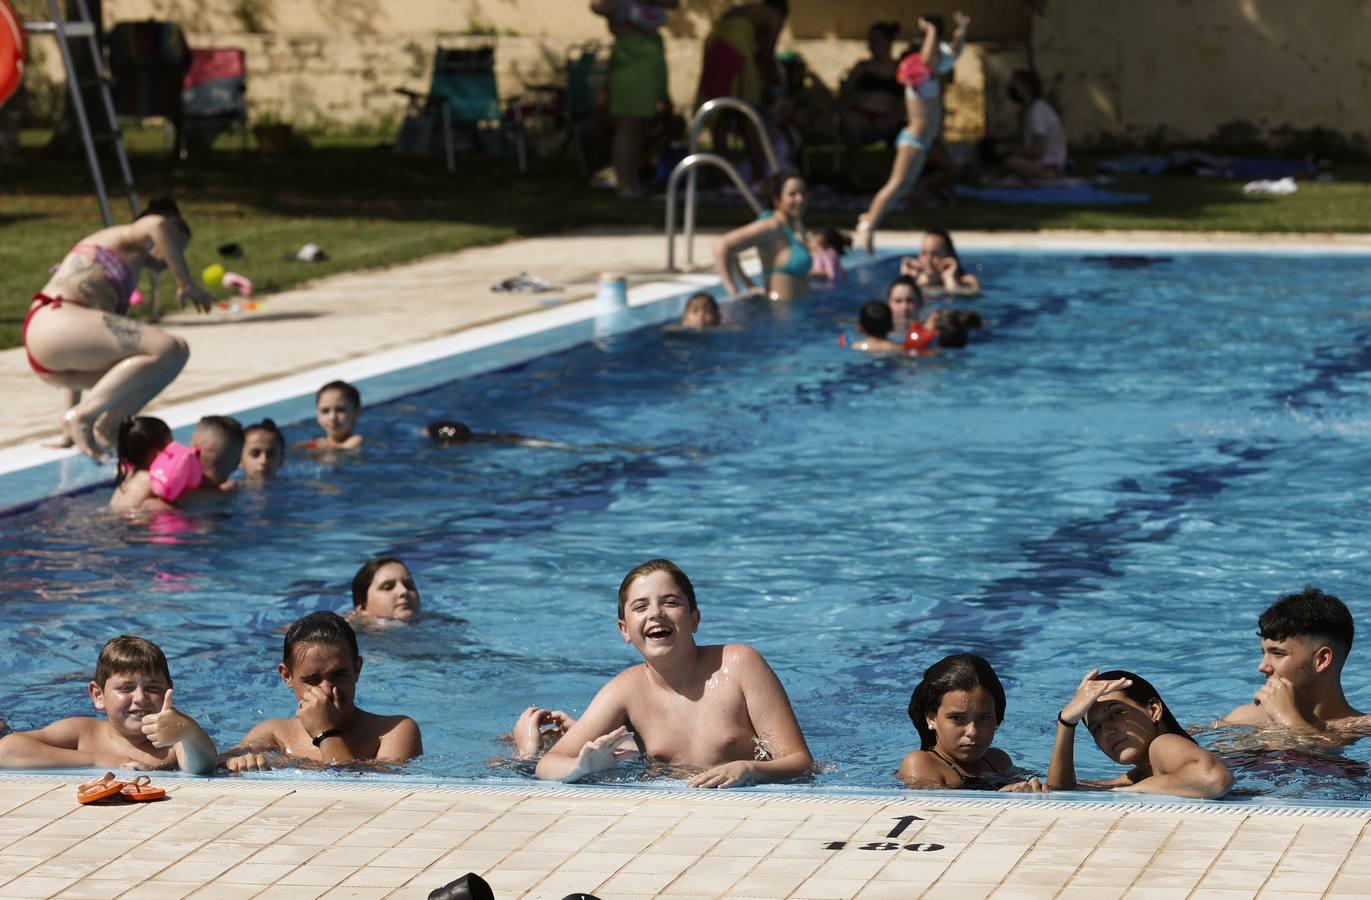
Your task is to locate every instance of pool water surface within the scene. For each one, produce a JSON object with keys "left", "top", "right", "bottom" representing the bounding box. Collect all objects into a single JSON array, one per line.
[{"left": 3, "top": 250, "right": 1371, "bottom": 800}]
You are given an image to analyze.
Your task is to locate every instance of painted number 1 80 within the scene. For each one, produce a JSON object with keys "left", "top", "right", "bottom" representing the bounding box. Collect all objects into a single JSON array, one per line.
[{"left": 822, "top": 816, "right": 944, "bottom": 852}]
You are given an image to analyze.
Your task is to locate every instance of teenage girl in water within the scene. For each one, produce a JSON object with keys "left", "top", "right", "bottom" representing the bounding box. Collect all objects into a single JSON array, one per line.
[
  {"left": 23, "top": 198, "right": 212, "bottom": 459},
  {"left": 713, "top": 170, "right": 812, "bottom": 302}
]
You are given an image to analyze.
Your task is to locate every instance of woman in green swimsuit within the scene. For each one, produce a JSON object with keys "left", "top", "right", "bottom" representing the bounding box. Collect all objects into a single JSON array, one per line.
[{"left": 713, "top": 170, "right": 812, "bottom": 302}]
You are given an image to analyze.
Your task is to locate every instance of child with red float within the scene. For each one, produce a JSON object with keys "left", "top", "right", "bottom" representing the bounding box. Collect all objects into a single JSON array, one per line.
[{"left": 109, "top": 414, "right": 243, "bottom": 513}]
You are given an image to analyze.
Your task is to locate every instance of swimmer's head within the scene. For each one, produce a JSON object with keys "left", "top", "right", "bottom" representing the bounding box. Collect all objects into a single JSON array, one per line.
[
  {"left": 885, "top": 275, "right": 923, "bottom": 322},
  {"left": 279, "top": 611, "right": 363, "bottom": 716},
  {"left": 115, "top": 416, "right": 172, "bottom": 483},
  {"left": 920, "top": 227, "right": 962, "bottom": 273},
  {"left": 768, "top": 170, "right": 806, "bottom": 217},
  {"left": 907, "top": 653, "right": 1004, "bottom": 753},
  {"left": 351, "top": 556, "right": 421, "bottom": 621},
  {"left": 617, "top": 558, "right": 697, "bottom": 620},
  {"left": 1258, "top": 587, "right": 1354, "bottom": 683},
  {"left": 934, "top": 309, "right": 983, "bottom": 349},
  {"left": 859, "top": 301, "right": 894, "bottom": 339},
  {"left": 242, "top": 419, "right": 285, "bottom": 480},
  {"left": 681, "top": 293, "right": 721, "bottom": 329},
  {"left": 94, "top": 635, "right": 172, "bottom": 689},
  {"left": 816, "top": 227, "right": 852, "bottom": 255},
  {"left": 316, "top": 381, "right": 361, "bottom": 444},
  {"left": 89, "top": 635, "right": 173, "bottom": 738},
  {"left": 191, "top": 415, "right": 245, "bottom": 486},
  {"left": 1082, "top": 670, "right": 1194, "bottom": 765},
  {"left": 425, "top": 420, "right": 473, "bottom": 446}
]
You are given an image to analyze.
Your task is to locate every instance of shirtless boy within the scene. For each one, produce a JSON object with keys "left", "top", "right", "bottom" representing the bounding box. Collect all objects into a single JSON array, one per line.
[
  {"left": 1224, "top": 587, "right": 1363, "bottom": 732},
  {"left": 0, "top": 636, "right": 217, "bottom": 773},
  {"left": 223, "top": 611, "right": 422, "bottom": 771},
  {"left": 536, "top": 559, "right": 813, "bottom": 788}
]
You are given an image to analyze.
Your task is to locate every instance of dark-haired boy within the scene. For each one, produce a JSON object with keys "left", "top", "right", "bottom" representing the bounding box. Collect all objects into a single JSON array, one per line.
[
  {"left": 0, "top": 636, "right": 217, "bottom": 773},
  {"left": 1224, "top": 587, "right": 1363, "bottom": 731},
  {"left": 223, "top": 611, "right": 421, "bottom": 771}
]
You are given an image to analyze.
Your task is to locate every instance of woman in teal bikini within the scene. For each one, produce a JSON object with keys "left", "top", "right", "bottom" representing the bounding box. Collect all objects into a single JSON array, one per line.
[
  {"left": 23, "top": 198, "right": 213, "bottom": 459},
  {"left": 713, "top": 170, "right": 812, "bottom": 302}
]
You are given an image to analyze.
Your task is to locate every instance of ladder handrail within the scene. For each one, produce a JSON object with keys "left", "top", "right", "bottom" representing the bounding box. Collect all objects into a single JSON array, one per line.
[
  {"left": 664, "top": 152, "right": 763, "bottom": 273},
  {"left": 683, "top": 97, "right": 779, "bottom": 268}
]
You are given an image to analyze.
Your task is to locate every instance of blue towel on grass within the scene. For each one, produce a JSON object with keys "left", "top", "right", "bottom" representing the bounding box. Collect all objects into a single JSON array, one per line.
[{"left": 958, "top": 184, "right": 1150, "bottom": 205}]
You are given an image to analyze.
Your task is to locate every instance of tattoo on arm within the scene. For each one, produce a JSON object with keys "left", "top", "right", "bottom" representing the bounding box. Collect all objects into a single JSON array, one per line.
[{"left": 102, "top": 313, "right": 142, "bottom": 353}]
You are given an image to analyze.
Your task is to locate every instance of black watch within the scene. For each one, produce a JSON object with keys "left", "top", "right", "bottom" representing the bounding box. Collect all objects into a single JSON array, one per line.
[{"left": 311, "top": 728, "right": 343, "bottom": 747}]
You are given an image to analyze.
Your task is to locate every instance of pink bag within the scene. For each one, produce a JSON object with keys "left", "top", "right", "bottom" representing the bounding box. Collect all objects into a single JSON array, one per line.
[{"left": 148, "top": 442, "right": 203, "bottom": 502}]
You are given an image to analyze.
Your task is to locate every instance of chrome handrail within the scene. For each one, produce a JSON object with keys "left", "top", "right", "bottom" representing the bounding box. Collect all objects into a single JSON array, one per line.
[
  {"left": 683, "top": 98, "right": 779, "bottom": 266},
  {"left": 665, "top": 153, "right": 763, "bottom": 273}
]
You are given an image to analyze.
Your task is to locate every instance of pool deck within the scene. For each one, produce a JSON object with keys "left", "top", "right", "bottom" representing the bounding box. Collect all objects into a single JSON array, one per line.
[
  {"left": 6, "top": 228, "right": 1371, "bottom": 898},
  {"left": 3, "top": 773, "right": 1370, "bottom": 899},
  {"left": 4, "top": 228, "right": 1371, "bottom": 450}
]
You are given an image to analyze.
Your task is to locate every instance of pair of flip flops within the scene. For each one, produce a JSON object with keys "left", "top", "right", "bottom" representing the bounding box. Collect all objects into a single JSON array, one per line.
[{"left": 76, "top": 772, "right": 166, "bottom": 804}]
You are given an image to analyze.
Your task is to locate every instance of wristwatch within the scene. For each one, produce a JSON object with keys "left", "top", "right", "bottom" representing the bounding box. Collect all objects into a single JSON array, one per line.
[{"left": 311, "top": 728, "right": 343, "bottom": 747}]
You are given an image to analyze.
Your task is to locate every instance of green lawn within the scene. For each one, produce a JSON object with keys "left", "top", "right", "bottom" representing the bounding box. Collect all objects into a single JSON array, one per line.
[{"left": 3, "top": 127, "right": 1369, "bottom": 350}]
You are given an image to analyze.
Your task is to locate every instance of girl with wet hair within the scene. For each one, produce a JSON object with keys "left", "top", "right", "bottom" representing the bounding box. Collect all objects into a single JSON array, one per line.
[
  {"left": 1048, "top": 669, "right": 1233, "bottom": 798},
  {"left": 713, "top": 170, "right": 812, "bottom": 302},
  {"left": 109, "top": 416, "right": 173, "bottom": 512},
  {"left": 899, "top": 653, "right": 1040, "bottom": 791}
]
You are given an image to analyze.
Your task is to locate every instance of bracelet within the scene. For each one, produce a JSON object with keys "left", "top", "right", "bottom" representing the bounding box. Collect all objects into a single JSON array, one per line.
[
  {"left": 1057, "top": 712, "right": 1077, "bottom": 729},
  {"left": 311, "top": 728, "right": 343, "bottom": 747}
]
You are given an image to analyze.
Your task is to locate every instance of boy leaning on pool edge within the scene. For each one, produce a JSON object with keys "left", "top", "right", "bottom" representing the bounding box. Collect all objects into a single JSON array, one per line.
[
  {"left": 1224, "top": 586, "right": 1364, "bottom": 732},
  {"left": 536, "top": 558, "right": 814, "bottom": 788},
  {"left": 0, "top": 636, "right": 217, "bottom": 774}
]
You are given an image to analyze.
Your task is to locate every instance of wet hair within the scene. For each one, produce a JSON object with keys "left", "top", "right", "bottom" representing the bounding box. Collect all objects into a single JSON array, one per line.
[
  {"left": 767, "top": 169, "right": 804, "bottom": 208},
  {"left": 925, "top": 227, "right": 964, "bottom": 276},
  {"left": 934, "top": 309, "right": 983, "bottom": 349},
  {"left": 317, "top": 380, "right": 361, "bottom": 410},
  {"left": 1010, "top": 67, "right": 1044, "bottom": 101},
  {"left": 1085, "top": 670, "right": 1196, "bottom": 743},
  {"left": 135, "top": 196, "right": 191, "bottom": 238},
  {"left": 351, "top": 556, "right": 408, "bottom": 610},
  {"left": 907, "top": 654, "right": 1005, "bottom": 751},
  {"left": 426, "top": 420, "right": 473, "bottom": 445},
  {"left": 868, "top": 21, "right": 900, "bottom": 43},
  {"left": 859, "top": 301, "right": 894, "bottom": 339},
  {"left": 244, "top": 418, "right": 286, "bottom": 457},
  {"left": 819, "top": 227, "right": 852, "bottom": 256},
  {"left": 282, "top": 611, "right": 359, "bottom": 667},
  {"left": 196, "top": 414, "right": 245, "bottom": 445},
  {"left": 684, "top": 292, "right": 721, "bottom": 325},
  {"left": 1259, "top": 587, "right": 1354, "bottom": 657},
  {"left": 115, "top": 416, "right": 172, "bottom": 484},
  {"left": 885, "top": 274, "right": 923, "bottom": 308},
  {"left": 94, "top": 635, "right": 172, "bottom": 686},
  {"left": 618, "top": 558, "right": 697, "bottom": 619}
]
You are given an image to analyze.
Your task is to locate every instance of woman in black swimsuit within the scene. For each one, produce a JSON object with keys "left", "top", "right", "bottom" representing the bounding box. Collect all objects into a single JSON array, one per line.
[{"left": 898, "top": 653, "right": 1041, "bottom": 791}]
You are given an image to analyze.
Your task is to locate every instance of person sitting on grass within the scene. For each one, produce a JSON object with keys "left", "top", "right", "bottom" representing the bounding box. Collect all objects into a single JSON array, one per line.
[
  {"left": 1048, "top": 669, "right": 1233, "bottom": 799},
  {"left": 0, "top": 635, "right": 217, "bottom": 774},
  {"left": 1224, "top": 587, "right": 1364, "bottom": 734},
  {"left": 300, "top": 380, "right": 363, "bottom": 451},
  {"left": 222, "top": 612, "right": 421, "bottom": 771},
  {"left": 535, "top": 558, "right": 813, "bottom": 788}
]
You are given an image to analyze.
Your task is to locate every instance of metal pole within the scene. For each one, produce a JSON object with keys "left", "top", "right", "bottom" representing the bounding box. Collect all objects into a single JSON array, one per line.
[
  {"left": 683, "top": 97, "right": 780, "bottom": 266},
  {"left": 665, "top": 152, "right": 763, "bottom": 273},
  {"left": 71, "top": 0, "right": 138, "bottom": 218},
  {"left": 47, "top": 0, "right": 112, "bottom": 225}
]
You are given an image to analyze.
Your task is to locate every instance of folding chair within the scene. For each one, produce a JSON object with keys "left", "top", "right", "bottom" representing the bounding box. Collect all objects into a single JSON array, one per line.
[
  {"left": 106, "top": 19, "right": 189, "bottom": 154},
  {"left": 395, "top": 42, "right": 526, "bottom": 174},
  {"left": 180, "top": 47, "right": 246, "bottom": 156}
]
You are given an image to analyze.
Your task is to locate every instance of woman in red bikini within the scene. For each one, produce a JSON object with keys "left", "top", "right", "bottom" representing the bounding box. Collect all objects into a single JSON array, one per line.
[{"left": 23, "top": 198, "right": 212, "bottom": 459}]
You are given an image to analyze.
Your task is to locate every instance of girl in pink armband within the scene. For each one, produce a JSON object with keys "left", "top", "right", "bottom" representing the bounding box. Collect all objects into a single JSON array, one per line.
[{"left": 808, "top": 227, "right": 851, "bottom": 282}]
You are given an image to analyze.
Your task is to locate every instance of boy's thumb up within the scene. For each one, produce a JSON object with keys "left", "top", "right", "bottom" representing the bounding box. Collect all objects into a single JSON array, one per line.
[{"left": 161, "top": 688, "right": 175, "bottom": 712}]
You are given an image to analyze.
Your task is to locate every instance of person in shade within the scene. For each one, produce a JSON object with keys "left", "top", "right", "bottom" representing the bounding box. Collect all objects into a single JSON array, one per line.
[
  {"left": 714, "top": 171, "right": 812, "bottom": 302},
  {"left": 536, "top": 559, "right": 812, "bottom": 788}
]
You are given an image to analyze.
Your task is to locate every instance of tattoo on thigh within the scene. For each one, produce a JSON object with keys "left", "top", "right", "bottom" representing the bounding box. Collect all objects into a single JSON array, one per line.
[{"left": 103, "top": 314, "right": 142, "bottom": 352}]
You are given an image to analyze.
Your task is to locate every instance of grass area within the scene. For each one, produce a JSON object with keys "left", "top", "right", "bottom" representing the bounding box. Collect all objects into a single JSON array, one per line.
[{"left": 3, "top": 125, "right": 1370, "bottom": 350}]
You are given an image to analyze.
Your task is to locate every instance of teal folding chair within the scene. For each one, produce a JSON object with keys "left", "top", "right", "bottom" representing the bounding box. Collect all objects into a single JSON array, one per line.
[{"left": 396, "top": 44, "right": 526, "bottom": 173}]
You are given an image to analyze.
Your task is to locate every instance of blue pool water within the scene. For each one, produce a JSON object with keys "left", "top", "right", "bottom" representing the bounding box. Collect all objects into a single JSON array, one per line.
[{"left": 3, "top": 250, "right": 1371, "bottom": 800}]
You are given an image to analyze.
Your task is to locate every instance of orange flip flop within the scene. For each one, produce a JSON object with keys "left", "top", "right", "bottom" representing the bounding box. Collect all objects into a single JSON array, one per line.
[
  {"left": 77, "top": 772, "right": 126, "bottom": 804},
  {"left": 120, "top": 775, "right": 166, "bottom": 802}
]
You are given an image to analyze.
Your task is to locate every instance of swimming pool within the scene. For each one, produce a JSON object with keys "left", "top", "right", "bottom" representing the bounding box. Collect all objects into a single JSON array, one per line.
[{"left": 3, "top": 249, "right": 1370, "bottom": 801}]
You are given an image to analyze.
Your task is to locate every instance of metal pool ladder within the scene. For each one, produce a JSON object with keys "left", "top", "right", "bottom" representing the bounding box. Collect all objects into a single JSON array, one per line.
[{"left": 665, "top": 97, "right": 780, "bottom": 272}]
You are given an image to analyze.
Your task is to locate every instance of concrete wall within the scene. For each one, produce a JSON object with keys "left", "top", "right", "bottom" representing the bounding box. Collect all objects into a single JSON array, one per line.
[{"left": 1032, "top": 0, "right": 1371, "bottom": 147}]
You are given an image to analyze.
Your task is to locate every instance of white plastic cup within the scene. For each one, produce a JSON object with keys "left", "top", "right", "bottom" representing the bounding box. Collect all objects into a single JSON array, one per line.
[{"left": 596, "top": 272, "right": 628, "bottom": 308}]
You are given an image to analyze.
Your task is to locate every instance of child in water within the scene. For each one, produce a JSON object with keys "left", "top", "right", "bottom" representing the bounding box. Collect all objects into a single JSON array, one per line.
[
  {"left": 1048, "top": 669, "right": 1233, "bottom": 798},
  {"left": 109, "top": 416, "right": 173, "bottom": 512},
  {"left": 188, "top": 415, "right": 244, "bottom": 496},
  {"left": 849, "top": 301, "right": 904, "bottom": 353},
  {"left": 0, "top": 635, "right": 217, "bottom": 774},
  {"left": 301, "top": 380, "right": 363, "bottom": 450},
  {"left": 240, "top": 419, "right": 285, "bottom": 480},
  {"left": 222, "top": 611, "right": 422, "bottom": 771},
  {"left": 679, "top": 293, "right": 722, "bottom": 329},
  {"left": 350, "top": 556, "right": 421, "bottom": 622},
  {"left": 808, "top": 227, "right": 851, "bottom": 282},
  {"left": 899, "top": 653, "right": 1041, "bottom": 791}
]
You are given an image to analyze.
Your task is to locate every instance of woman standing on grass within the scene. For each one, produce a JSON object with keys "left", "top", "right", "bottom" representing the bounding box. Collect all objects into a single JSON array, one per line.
[{"left": 22, "top": 198, "right": 212, "bottom": 459}]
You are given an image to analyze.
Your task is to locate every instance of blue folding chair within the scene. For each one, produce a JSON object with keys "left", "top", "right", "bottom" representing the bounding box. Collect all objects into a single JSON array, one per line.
[{"left": 396, "top": 43, "right": 526, "bottom": 173}]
